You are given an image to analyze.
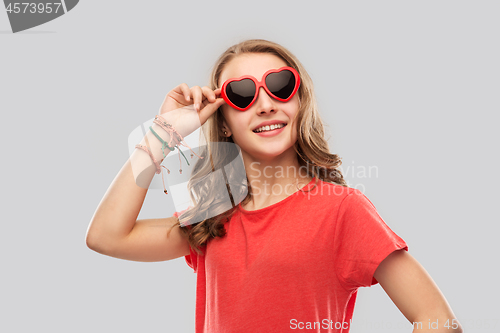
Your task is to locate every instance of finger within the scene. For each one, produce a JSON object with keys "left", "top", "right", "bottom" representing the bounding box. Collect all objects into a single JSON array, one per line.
[
  {"left": 214, "top": 88, "right": 222, "bottom": 98},
  {"left": 201, "top": 98, "right": 210, "bottom": 108},
  {"left": 177, "top": 83, "right": 191, "bottom": 102},
  {"left": 198, "top": 97, "right": 226, "bottom": 123},
  {"left": 199, "top": 91, "right": 223, "bottom": 111},
  {"left": 191, "top": 86, "right": 203, "bottom": 111},
  {"left": 201, "top": 86, "right": 217, "bottom": 103}
]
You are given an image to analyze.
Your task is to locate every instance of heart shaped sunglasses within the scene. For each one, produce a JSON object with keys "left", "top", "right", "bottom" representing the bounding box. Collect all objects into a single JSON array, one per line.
[{"left": 220, "top": 66, "right": 300, "bottom": 111}]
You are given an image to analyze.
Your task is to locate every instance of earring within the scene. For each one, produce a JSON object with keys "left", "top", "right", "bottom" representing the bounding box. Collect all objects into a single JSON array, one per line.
[{"left": 224, "top": 131, "right": 227, "bottom": 136}]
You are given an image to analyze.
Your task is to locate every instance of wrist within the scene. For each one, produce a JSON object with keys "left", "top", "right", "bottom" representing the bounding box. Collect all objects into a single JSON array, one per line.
[{"left": 140, "top": 123, "right": 172, "bottom": 163}]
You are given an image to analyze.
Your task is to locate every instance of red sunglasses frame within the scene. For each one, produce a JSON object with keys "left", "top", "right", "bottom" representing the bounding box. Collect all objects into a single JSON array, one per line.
[{"left": 220, "top": 66, "right": 301, "bottom": 111}]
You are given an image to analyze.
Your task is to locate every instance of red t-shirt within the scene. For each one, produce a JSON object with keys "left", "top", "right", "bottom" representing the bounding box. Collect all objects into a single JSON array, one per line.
[{"left": 176, "top": 178, "right": 408, "bottom": 333}]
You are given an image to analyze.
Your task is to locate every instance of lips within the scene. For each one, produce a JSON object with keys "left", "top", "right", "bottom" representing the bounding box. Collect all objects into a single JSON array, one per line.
[
  {"left": 253, "top": 123, "right": 287, "bottom": 133},
  {"left": 252, "top": 120, "right": 287, "bottom": 132}
]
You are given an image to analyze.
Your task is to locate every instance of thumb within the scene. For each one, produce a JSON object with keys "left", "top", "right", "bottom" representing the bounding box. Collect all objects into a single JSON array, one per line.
[{"left": 199, "top": 97, "right": 226, "bottom": 122}]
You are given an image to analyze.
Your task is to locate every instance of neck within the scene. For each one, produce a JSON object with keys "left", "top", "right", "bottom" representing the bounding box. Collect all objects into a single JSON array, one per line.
[{"left": 241, "top": 149, "right": 313, "bottom": 210}]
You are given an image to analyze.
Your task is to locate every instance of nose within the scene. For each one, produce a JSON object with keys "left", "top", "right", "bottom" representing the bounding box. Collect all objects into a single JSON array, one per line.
[{"left": 254, "top": 87, "right": 276, "bottom": 115}]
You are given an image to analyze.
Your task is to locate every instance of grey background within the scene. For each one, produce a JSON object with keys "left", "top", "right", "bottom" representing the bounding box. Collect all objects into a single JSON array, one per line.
[{"left": 1, "top": 1, "right": 498, "bottom": 332}]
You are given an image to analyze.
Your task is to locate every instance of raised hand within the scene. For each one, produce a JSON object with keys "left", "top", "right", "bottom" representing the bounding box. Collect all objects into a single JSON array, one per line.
[{"left": 158, "top": 84, "right": 226, "bottom": 138}]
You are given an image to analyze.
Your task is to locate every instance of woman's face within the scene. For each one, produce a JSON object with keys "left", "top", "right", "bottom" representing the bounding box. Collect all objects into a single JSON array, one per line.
[{"left": 219, "top": 53, "right": 300, "bottom": 164}]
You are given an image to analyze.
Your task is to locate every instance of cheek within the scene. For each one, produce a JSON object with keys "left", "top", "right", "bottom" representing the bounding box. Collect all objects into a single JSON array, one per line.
[
  {"left": 222, "top": 108, "right": 247, "bottom": 132},
  {"left": 285, "top": 99, "right": 301, "bottom": 125},
  {"left": 286, "top": 100, "right": 301, "bottom": 140}
]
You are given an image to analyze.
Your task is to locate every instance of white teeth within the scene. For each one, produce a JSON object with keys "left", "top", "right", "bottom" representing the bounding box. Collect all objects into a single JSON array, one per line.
[{"left": 254, "top": 123, "right": 285, "bottom": 133}]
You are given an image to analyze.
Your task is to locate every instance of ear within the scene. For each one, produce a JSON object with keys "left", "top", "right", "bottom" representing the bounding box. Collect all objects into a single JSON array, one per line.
[
  {"left": 219, "top": 114, "right": 232, "bottom": 137},
  {"left": 221, "top": 120, "right": 232, "bottom": 137}
]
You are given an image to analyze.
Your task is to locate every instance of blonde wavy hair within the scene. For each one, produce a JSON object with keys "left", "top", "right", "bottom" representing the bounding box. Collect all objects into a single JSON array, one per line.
[{"left": 168, "top": 39, "right": 347, "bottom": 254}]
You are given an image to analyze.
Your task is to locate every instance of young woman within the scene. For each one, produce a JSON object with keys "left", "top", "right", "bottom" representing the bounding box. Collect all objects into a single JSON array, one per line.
[{"left": 87, "top": 39, "right": 462, "bottom": 333}]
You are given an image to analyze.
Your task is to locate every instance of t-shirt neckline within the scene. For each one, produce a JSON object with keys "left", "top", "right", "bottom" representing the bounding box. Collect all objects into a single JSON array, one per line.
[{"left": 238, "top": 177, "right": 317, "bottom": 215}]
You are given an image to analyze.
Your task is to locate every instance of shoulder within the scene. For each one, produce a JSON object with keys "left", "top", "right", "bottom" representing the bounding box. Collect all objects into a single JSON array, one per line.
[
  {"left": 306, "top": 180, "right": 385, "bottom": 222},
  {"left": 296, "top": 179, "right": 362, "bottom": 218},
  {"left": 307, "top": 178, "right": 358, "bottom": 202}
]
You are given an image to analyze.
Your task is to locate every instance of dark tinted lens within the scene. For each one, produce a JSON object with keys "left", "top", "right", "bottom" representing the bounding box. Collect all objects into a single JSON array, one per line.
[
  {"left": 265, "top": 70, "right": 296, "bottom": 100},
  {"left": 226, "top": 79, "right": 256, "bottom": 109}
]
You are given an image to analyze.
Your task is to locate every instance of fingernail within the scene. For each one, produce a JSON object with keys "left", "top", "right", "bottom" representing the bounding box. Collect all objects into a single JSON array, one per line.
[{"left": 195, "top": 103, "right": 200, "bottom": 111}]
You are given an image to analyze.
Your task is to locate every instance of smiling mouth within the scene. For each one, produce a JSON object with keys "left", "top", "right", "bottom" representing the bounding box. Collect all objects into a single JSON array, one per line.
[{"left": 253, "top": 123, "right": 287, "bottom": 133}]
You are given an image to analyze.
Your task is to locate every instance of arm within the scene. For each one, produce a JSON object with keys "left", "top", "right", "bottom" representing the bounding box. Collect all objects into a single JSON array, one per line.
[
  {"left": 85, "top": 85, "right": 225, "bottom": 262},
  {"left": 373, "top": 249, "right": 463, "bottom": 333},
  {"left": 85, "top": 152, "right": 191, "bottom": 262}
]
